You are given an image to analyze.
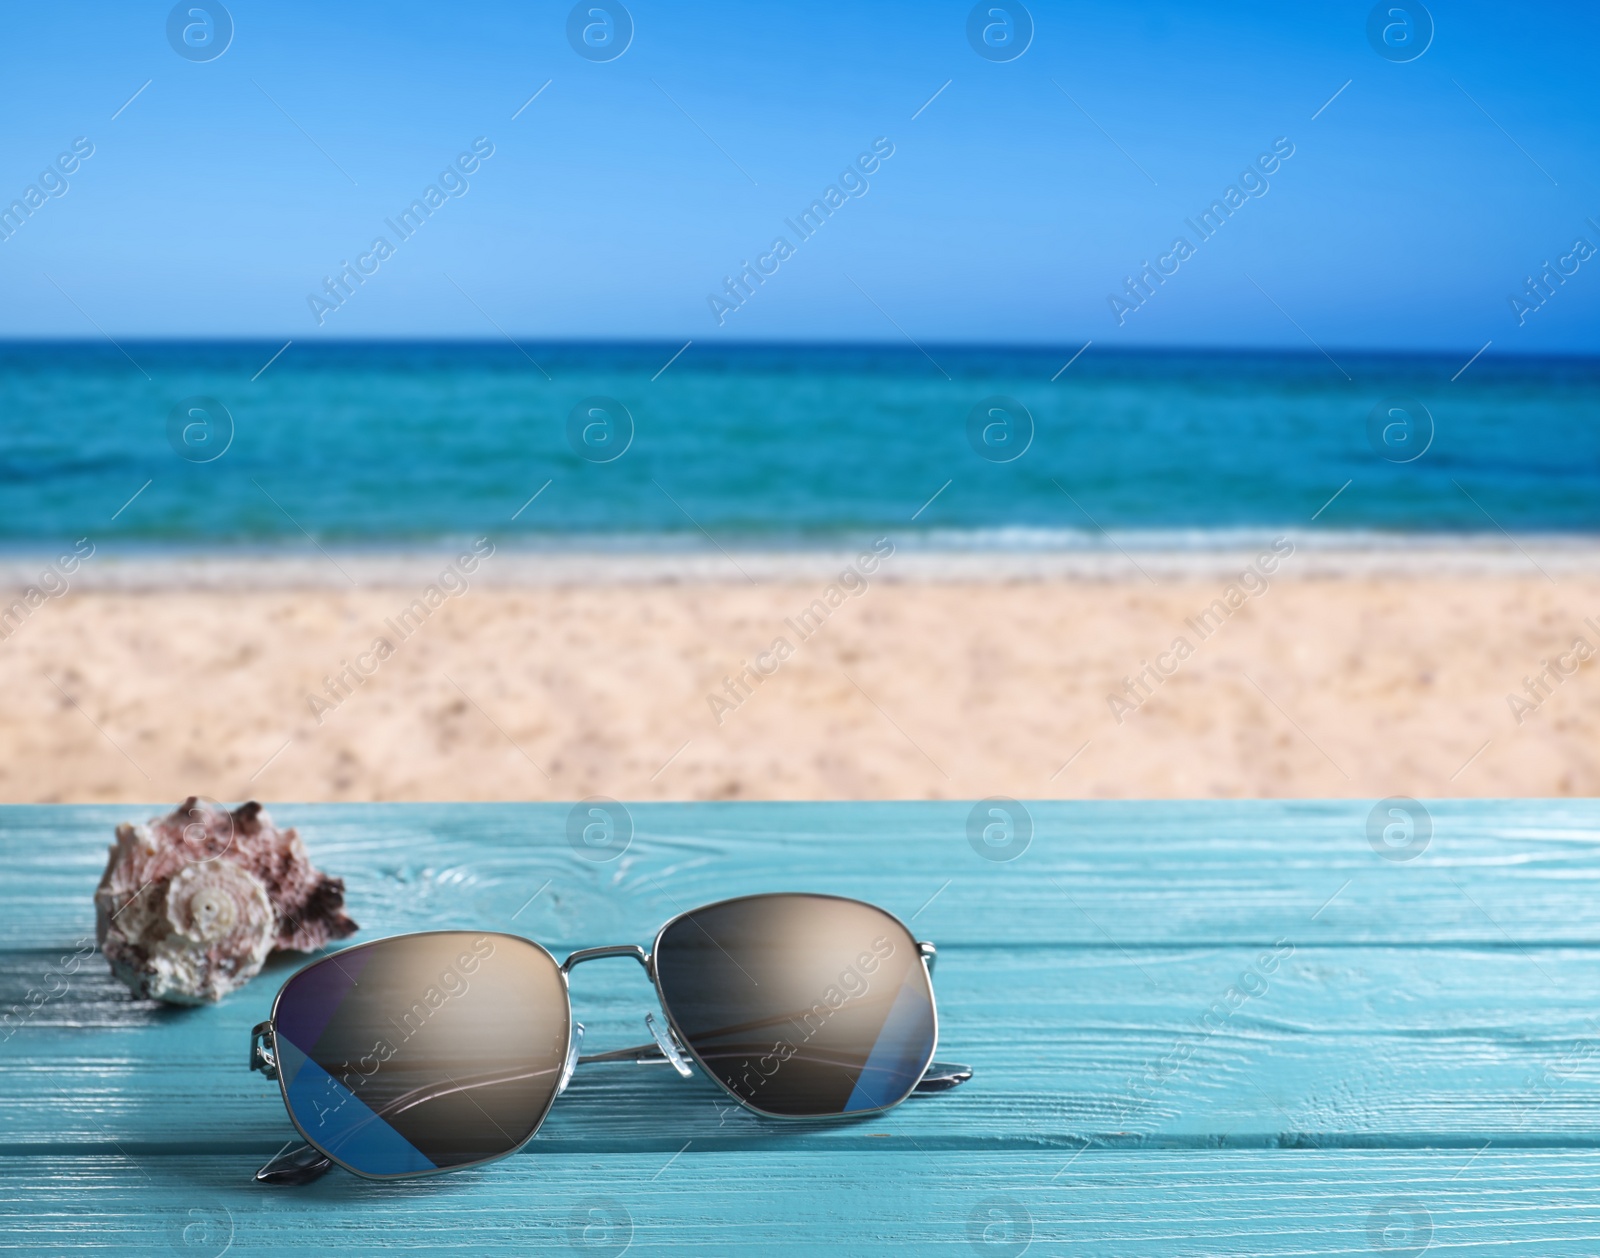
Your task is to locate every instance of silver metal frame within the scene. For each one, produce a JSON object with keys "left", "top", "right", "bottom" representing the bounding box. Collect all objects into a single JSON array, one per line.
[{"left": 251, "top": 893, "right": 953, "bottom": 1181}]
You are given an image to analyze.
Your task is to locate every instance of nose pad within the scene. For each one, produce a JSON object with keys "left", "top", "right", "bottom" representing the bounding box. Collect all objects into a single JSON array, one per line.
[
  {"left": 558, "top": 1022, "right": 586, "bottom": 1095},
  {"left": 646, "top": 1012, "right": 694, "bottom": 1078}
]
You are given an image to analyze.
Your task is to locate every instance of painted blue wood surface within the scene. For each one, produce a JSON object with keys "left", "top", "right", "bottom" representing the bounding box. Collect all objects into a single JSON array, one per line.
[{"left": 2, "top": 800, "right": 1599, "bottom": 1255}]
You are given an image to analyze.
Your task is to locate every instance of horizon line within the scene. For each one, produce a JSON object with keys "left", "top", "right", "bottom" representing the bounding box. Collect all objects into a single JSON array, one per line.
[{"left": 0, "top": 336, "right": 1595, "bottom": 361}]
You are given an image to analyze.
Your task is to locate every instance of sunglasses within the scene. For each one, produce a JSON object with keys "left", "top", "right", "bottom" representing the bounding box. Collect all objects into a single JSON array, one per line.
[{"left": 247, "top": 892, "right": 971, "bottom": 1183}]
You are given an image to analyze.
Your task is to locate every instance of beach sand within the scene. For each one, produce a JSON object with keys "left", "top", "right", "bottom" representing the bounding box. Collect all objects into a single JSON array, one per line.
[{"left": 1, "top": 551, "right": 1596, "bottom": 802}]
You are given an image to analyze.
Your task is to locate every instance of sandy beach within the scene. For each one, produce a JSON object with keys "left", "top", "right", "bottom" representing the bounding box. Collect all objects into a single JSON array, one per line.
[{"left": 1, "top": 542, "right": 1596, "bottom": 803}]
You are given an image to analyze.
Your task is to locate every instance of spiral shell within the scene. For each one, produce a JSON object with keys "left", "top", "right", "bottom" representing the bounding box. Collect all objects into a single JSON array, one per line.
[
  {"left": 142, "top": 862, "right": 274, "bottom": 1003},
  {"left": 95, "top": 798, "right": 358, "bottom": 1004}
]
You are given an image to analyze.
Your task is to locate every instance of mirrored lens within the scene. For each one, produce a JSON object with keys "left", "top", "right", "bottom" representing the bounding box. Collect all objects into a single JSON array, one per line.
[
  {"left": 653, "top": 894, "right": 936, "bottom": 1116},
  {"left": 272, "top": 932, "right": 568, "bottom": 1177}
]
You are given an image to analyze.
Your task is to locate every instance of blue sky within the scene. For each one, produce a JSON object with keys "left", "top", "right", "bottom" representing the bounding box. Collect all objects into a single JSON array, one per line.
[{"left": 0, "top": 0, "right": 1595, "bottom": 349}]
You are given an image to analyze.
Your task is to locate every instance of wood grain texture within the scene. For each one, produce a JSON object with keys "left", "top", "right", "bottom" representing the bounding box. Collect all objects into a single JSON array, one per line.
[
  {"left": 2, "top": 801, "right": 1598, "bottom": 1254},
  {"left": 6, "top": 1151, "right": 1600, "bottom": 1255}
]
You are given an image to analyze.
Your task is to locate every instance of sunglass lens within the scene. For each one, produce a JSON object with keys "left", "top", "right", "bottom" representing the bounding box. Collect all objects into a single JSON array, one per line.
[
  {"left": 271, "top": 932, "right": 568, "bottom": 1177},
  {"left": 653, "top": 894, "right": 936, "bottom": 1116}
]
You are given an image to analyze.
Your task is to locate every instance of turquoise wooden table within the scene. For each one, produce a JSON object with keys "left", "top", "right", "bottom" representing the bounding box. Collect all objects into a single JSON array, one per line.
[{"left": 3, "top": 800, "right": 1599, "bottom": 1255}]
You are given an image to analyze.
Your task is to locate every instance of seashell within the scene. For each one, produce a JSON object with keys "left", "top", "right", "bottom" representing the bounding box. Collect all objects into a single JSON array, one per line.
[
  {"left": 111, "top": 859, "right": 274, "bottom": 1004},
  {"left": 94, "top": 797, "right": 359, "bottom": 1004}
]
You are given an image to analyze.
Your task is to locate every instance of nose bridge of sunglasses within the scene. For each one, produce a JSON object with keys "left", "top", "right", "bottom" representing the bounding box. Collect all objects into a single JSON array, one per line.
[
  {"left": 560, "top": 943, "right": 651, "bottom": 974},
  {"left": 558, "top": 943, "right": 697, "bottom": 1075}
]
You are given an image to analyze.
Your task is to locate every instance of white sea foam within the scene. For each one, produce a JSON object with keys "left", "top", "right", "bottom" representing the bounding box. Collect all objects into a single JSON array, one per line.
[{"left": 1, "top": 530, "right": 1597, "bottom": 589}]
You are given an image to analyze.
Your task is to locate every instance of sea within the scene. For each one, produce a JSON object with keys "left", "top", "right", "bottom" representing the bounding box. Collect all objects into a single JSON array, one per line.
[{"left": 1, "top": 341, "right": 1596, "bottom": 552}]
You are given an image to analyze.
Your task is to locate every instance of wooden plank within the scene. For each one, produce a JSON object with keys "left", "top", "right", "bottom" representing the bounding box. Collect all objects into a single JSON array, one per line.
[
  {"left": 5, "top": 800, "right": 1600, "bottom": 948},
  {"left": 5, "top": 945, "right": 1598, "bottom": 1151},
  {"left": 6, "top": 801, "right": 1598, "bottom": 1254},
  {"left": 4, "top": 1150, "right": 1600, "bottom": 1255}
]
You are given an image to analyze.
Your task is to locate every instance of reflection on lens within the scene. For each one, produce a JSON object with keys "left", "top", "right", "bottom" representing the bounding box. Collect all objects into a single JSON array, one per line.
[
  {"left": 272, "top": 932, "right": 568, "bottom": 1177},
  {"left": 652, "top": 894, "right": 936, "bottom": 1117}
]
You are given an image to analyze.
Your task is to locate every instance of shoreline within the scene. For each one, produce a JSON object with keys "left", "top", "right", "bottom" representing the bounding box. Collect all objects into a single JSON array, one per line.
[{"left": 2, "top": 533, "right": 1598, "bottom": 589}]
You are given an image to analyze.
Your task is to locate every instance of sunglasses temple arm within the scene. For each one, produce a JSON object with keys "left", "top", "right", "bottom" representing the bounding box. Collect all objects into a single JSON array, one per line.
[
  {"left": 912, "top": 1061, "right": 973, "bottom": 1092},
  {"left": 578, "top": 1041, "right": 675, "bottom": 1066},
  {"left": 911, "top": 944, "right": 975, "bottom": 1088},
  {"left": 255, "top": 1141, "right": 335, "bottom": 1185},
  {"left": 578, "top": 1041, "right": 973, "bottom": 1093}
]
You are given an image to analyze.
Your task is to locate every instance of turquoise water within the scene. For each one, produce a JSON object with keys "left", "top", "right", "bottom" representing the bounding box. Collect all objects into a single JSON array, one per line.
[{"left": 1, "top": 342, "right": 1595, "bottom": 546}]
